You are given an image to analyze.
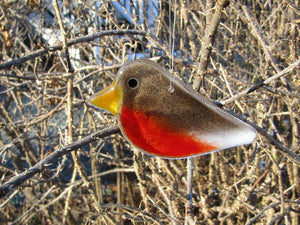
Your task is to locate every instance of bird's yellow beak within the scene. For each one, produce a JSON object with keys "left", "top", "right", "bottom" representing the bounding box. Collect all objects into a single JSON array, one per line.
[{"left": 90, "top": 81, "right": 123, "bottom": 116}]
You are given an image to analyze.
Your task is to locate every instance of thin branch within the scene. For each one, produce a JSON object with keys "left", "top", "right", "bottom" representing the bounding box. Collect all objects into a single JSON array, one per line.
[
  {"left": 192, "top": 0, "right": 230, "bottom": 90},
  {"left": 0, "top": 125, "right": 120, "bottom": 199},
  {"left": 0, "top": 30, "right": 149, "bottom": 71},
  {"left": 185, "top": 157, "right": 194, "bottom": 225},
  {"left": 247, "top": 59, "right": 300, "bottom": 93},
  {"left": 242, "top": 5, "right": 280, "bottom": 73},
  {"left": 220, "top": 59, "right": 300, "bottom": 105},
  {"left": 98, "top": 203, "right": 163, "bottom": 224}
]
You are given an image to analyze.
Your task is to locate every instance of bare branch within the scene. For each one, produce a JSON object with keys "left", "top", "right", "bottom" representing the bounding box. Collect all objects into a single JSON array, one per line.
[
  {"left": 0, "top": 126, "right": 120, "bottom": 199},
  {"left": 192, "top": 0, "right": 230, "bottom": 90},
  {"left": 0, "top": 30, "right": 149, "bottom": 71}
]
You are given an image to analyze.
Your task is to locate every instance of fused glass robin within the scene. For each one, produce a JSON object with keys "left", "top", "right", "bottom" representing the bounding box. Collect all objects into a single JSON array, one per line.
[{"left": 90, "top": 59, "right": 257, "bottom": 158}]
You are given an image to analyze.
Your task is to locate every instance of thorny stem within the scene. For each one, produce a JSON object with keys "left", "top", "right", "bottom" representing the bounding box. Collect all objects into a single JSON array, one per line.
[
  {"left": 192, "top": 0, "right": 230, "bottom": 91},
  {"left": 0, "top": 126, "right": 120, "bottom": 199},
  {"left": 0, "top": 30, "right": 149, "bottom": 71}
]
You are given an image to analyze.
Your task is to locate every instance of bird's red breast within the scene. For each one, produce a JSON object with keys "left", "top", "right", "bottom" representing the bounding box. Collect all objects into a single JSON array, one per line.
[{"left": 120, "top": 105, "right": 216, "bottom": 158}]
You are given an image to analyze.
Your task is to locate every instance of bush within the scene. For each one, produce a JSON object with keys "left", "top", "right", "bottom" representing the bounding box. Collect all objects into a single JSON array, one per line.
[{"left": 0, "top": 0, "right": 299, "bottom": 224}]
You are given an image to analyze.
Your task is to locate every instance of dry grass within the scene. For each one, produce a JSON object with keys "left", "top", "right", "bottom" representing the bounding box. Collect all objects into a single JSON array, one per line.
[{"left": 0, "top": 0, "right": 299, "bottom": 224}]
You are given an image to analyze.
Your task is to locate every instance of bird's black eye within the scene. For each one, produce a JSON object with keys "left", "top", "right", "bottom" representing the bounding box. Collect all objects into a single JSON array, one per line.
[{"left": 127, "top": 78, "right": 139, "bottom": 89}]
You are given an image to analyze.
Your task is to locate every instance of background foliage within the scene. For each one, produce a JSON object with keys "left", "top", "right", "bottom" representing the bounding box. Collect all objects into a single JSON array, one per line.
[{"left": 0, "top": 0, "right": 299, "bottom": 224}]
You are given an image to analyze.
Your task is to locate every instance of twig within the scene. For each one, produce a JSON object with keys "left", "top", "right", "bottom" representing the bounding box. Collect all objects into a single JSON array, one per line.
[
  {"left": 220, "top": 59, "right": 300, "bottom": 105},
  {"left": 147, "top": 194, "right": 179, "bottom": 223},
  {"left": 0, "top": 73, "right": 36, "bottom": 80},
  {"left": 152, "top": 172, "right": 178, "bottom": 224},
  {"left": 180, "top": 0, "right": 198, "bottom": 59},
  {"left": 192, "top": 0, "right": 230, "bottom": 90},
  {"left": 11, "top": 168, "right": 136, "bottom": 224},
  {"left": 247, "top": 59, "right": 300, "bottom": 93},
  {"left": 133, "top": 151, "right": 150, "bottom": 212},
  {"left": 0, "top": 126, "right": 120, "bottom": 199},
  {"left": 98, "top": 203, "right": 163, "bottom": 224},
  {"left": 10, "top": 186, "right": 56, "bottom": 225},
  {"left": 0, "top": 30, "right": 149, "bottom": 71},
  {"left": 0, "top": 189, "right": 19, "bottom": 208},
  {"left": 242, "top": 5, "right": 280, "bottom": 73},
  {"left": 264, "top": 151, "right": 285, "bottom": 216},
  {"left": 185, "top": 157, "right": 194, "bottom": 225},
  {"left": 245, "top": 202, "right": 281, "bottom": 225}
]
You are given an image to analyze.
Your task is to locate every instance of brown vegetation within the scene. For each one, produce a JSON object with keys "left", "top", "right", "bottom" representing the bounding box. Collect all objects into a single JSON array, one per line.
[{"left": 0, "top": 0, "right": 299, "bottom": 224}]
